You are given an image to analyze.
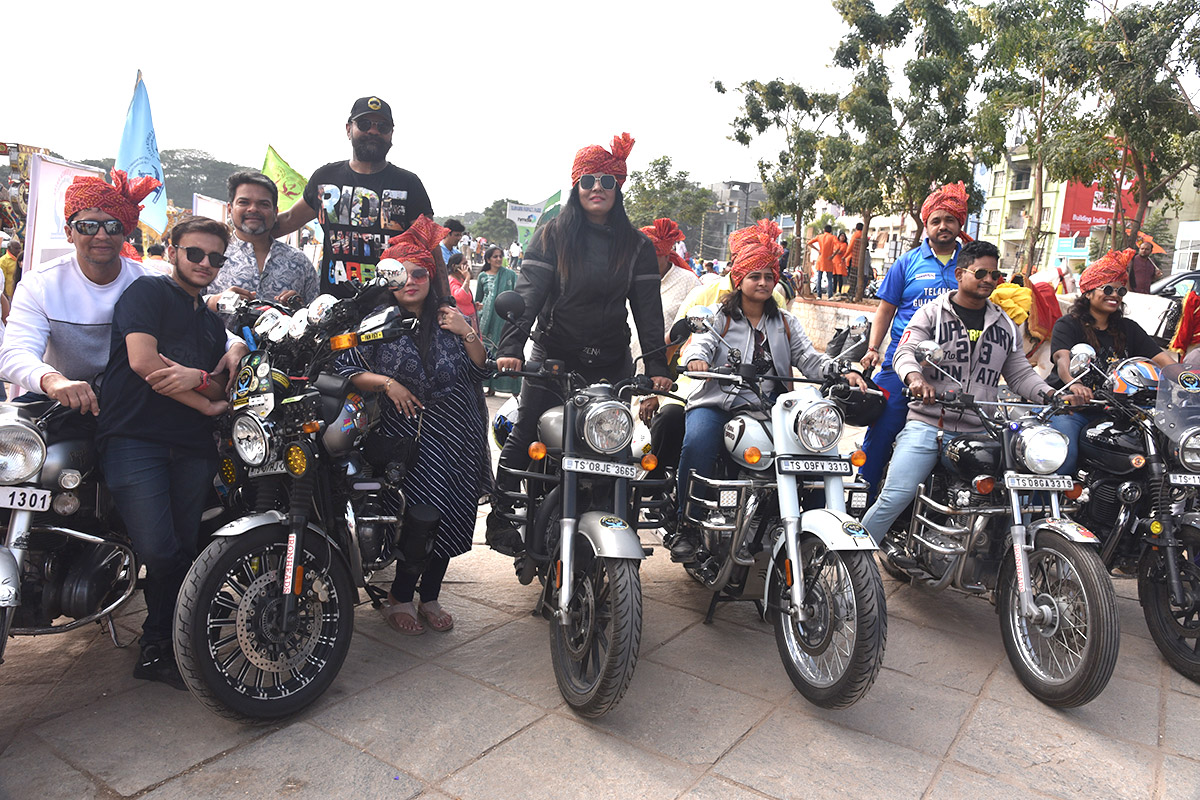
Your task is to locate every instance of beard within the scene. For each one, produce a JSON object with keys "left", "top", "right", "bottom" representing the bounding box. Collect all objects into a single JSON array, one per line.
[
  {"left": 236, "top": 217, "right": 270, "bottom": 236},
  {"left": 352, "top": 135, "right": 392, "bottom": 163}
]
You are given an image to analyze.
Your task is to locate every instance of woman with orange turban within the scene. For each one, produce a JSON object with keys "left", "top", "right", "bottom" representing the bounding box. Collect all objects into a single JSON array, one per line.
[
  {"left": 668, "top": 220, "right": 867, "bottom": 561},
  {"left": 1045, "top": 249, "right": 1175, "bottom": 476}
]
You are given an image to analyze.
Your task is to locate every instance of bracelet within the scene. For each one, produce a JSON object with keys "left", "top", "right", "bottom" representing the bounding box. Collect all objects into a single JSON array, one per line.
[
  {"left": 867, "top": 345, "right": 879, "bottom": 353},
  {"left": 462, "top": 331, "right": 478, "bottom": 343},
  {"left": 382, "top": 378, "right": 393, "bottom": 393},
  {"left": 197, "top": 370, "right": 210, "bottom": 391}
]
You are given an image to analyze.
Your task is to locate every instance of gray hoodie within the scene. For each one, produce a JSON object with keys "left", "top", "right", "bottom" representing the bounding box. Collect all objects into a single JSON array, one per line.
[{"left": 892, "top": 291, "right": 1051, "bottom": 432}]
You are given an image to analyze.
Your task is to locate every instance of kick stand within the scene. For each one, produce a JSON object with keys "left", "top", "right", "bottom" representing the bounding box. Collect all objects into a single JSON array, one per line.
[
  {"left": 703, "top": 591, "right": 766, "bottom": 624},
  {"left": 363, "top": 583, "right": 389, "bottom": 609},
  {"left": 103, "top": 614, "right": 133, "bottom": 648}
]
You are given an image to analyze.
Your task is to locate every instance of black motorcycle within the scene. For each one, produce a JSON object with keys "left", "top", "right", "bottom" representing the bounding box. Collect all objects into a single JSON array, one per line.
[{"left": 174, "top": 266, "right": 423, "bottom": 722}]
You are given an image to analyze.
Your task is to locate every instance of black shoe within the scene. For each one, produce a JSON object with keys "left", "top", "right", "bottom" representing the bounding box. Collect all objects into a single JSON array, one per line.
[
  {"left": 669, "top": 529, "right": 701, "bottom": 563},
  {"left": 134, "top": 641, "right": 186, "bottom": 691},
  {"left": 485, "top": 510, "right": 524, "bottom": 556}
]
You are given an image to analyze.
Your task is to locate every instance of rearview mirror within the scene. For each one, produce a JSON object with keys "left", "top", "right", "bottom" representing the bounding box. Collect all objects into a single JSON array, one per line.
[
  {"left": 375, "top": 258, "right": 408, "bottom": 290},
  {"left": 915, "top": 341, "right": 945, "bottom": 366},
  {"left": 1069, "top": 343, "right": 1096, "bottom": 377},
  {"left": 668, "top": 317, "right": 692, "bottom": 345},
  {"left": 494, "top": 290, "right": 525, "bottom": 322},
  {"left": 686, "top": 306, "right": 715, "bottom": 333}
]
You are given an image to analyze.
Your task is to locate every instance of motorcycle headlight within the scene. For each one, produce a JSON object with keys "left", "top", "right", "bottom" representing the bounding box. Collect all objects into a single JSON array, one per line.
[
  {"left": 1179, "top": 428, "right": 1200, "bottom": 473},
  {"left": 231, "top": 414, "right": 270, "bottom": 467},
  {"left": 794, "top": 401, "right": 844, "bottom": 452},
  {"left": 0, "top": 421, "right": 47, "bottom": 485},
  {"left": 1013, "top": 425, "right": 1068, "bottom": 475},
  {"left": 580, "top": 400, "right": 634, "bottom": 455}
]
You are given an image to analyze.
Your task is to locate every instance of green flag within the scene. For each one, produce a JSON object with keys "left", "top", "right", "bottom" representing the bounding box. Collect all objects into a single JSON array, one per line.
[
  {"left": 262, "top": 145, "right": 307, "bottom": 212},
  {"left": 537, "top": 189, "right": 563, "bottom": 228}
]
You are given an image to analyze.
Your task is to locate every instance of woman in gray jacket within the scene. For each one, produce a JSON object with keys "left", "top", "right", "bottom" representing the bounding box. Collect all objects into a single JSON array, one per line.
[{"left": 670, "top": 221, "right": 865, "bottom": 561}]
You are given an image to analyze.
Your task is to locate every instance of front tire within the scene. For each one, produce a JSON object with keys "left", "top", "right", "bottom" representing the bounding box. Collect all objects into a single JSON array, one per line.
[
  {"left": 998, "top": 534, "right": 1119, "bottom": 708},
  {"left": 1138, "top": 526, "right": 1200, "bottom": 683},
  {"left": 549, "top": 542, "right": 642, "bottom": 718},
  {"left": 770, "top": 533, "right": 887, "bottom": 709},
  {"left": 174, "top": 525, "right": 356, "bottom": 723}
]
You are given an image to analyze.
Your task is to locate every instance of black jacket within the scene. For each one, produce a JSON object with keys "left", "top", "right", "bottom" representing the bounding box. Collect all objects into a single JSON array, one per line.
[{"left": 497, "top": 220, "right": 668, "bottom": 377}]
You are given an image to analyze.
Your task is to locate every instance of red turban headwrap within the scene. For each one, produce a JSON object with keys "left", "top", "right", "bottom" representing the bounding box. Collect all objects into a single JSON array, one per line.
[
  {"left": 728, "top": 219, "right": 783, "bottom": 287},
  {"left": 64, "top": 169, "right": 161, "bottom": 237},
  {"left": 382, "top": 215, "right": 448, "bottom": 270},
  {"left": 640, "top": 218, "right": 689, "bottom": 271},
  {"left": 920, "top": 181, "right": 973, "bottom": 243},
  {"left": 571, "top": 133, "right": 635, "bottom": 187},
  {"left": 1079, "top": 249, "right": 1135, "bottom": 293}
]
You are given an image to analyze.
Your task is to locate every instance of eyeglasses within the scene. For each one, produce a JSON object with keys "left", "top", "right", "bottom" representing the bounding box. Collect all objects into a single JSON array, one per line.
[
  {"left": 579, "top": 174, "right": 617, "bottom": 191},
  {"left": 70, "top": 219, "right": 124, "bottom": 236},
  {"left": 971, "top": 268, "right": 1004, "bottom": 282},
  {"left": 1099, "top": 284, "right": 1129, "bottom": 297},
  {"left": 405, "top": 267, "right": 429, "bottom": 282},
  {"left": 353, "top": 118, "right": 393, "bottom": 134},
  {"left": 177, "top": 246, "right": 227, "bottom": 268}
]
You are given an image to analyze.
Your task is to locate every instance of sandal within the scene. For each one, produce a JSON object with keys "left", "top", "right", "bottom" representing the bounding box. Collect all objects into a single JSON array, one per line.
[
  {"left": 418, "top": 602, "right": 454, "bottom": 632},
  {"left": 383, "top": 602, "right": 425, "bottom": 636}
]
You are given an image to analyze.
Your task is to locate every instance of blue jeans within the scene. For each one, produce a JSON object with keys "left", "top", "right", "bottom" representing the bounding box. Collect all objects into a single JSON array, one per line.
[
  {"left": 101, "top": 437, "right": 217, "bottom": 644},
  {"left": 815, "top": 272, "right": 831, "bottom": 298},
  {"left": 858, "top": 367, "right": 908, "bottom": 499},
  {"left": 677, "top": 406, "right": 733, "bottom": 518},
  {"left": 862, "top": 421, "right": 955, "bottom": 544},
  {"left": 1048, "top": 408, "right": 1098, "bottom": 477}
]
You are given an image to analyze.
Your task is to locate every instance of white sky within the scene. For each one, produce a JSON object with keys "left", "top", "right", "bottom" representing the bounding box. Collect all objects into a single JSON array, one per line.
[{"left": 7, "top": 0, "right": 854, "bottom": 214}]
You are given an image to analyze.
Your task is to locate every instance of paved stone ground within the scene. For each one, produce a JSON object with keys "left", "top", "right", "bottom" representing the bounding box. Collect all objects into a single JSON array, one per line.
[{"left": 2, "top": 406, "right": 1198, "bottom": 799}]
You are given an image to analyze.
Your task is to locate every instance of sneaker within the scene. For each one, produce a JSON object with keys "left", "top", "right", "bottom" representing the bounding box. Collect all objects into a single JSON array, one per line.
[
  {"left": 134, "top": 641, "right": 186, "bottom": 691},
  {"left": 485, "top": 510, "right": 524, "bottom": 556}
]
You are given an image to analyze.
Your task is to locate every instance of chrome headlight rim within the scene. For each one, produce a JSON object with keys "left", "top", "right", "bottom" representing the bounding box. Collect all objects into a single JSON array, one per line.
[
  {"left": 231, "top": 414, "right": 271, "bottom": 467},
  {"left": 1179, "top": 426, "right": 1200, "bottom": 473},
  {"left": 1013, "top": 424, "right": 1069, "bottom": 475},
  {"left": 0, "top": 419, "right": 47, "bottom": 485},
  {"left": 580, "top": 400, "right": 634, "bottom": 455},
  {"left": 793, "top": 400, "right": 844, "bottom": 453}
]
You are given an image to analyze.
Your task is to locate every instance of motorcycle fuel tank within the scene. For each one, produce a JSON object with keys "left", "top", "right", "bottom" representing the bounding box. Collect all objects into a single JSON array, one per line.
[
  {"left": 724, "top": 414, "right": 774, "bottom": 471},
  {"left": 538, "top": 405, "right": 565, "bottom": 450},
  {"left": 1078, "top": 419, "right": 1143, "bottom": 476},
  {"left": 39, "top": 439, "right": 96, "bottom": 490},
  {"left": 322, "top": 392, "right": 371, "bottom": 457},
  {"left": 942, "top": 433, "right": 1001, "bottom": 478}
]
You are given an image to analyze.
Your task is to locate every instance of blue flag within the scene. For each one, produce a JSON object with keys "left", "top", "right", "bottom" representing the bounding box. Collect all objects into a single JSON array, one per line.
[{"left": 116, "top": 71, "right": 167, "bottom": 233}]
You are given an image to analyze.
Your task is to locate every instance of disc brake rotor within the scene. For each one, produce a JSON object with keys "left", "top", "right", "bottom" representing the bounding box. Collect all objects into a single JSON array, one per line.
[
  {"left": 235, "top": 571, "right": 319, "bottom": 672},
  {"left": 563, "top": 573, "right": 597, "bottom": 659},
  {"left": 797, "top": 581, "right": 834, "bottom": 654}
]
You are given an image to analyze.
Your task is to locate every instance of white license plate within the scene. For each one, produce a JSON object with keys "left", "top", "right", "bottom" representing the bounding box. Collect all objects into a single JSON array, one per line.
[
  {"left": 1004, "top": 474, "right": 1073, "bottom": 491},
  {"left": 0, "top": 487, "right": 52, "bottom": 512},
  {"left": 248, "top": 460, "right": 286, "bottom": 477},
  {"left": 562, "top": 456, "right": 639, "bottom": 480},
  {"left": 1169, "top": 473, "right": 1200, "bottom": 486},
  {"left": 777, "top": 457, "right": 852, "bottom": 475}
]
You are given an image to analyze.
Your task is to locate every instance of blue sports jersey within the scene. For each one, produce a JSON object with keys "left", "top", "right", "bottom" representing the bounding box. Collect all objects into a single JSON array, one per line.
[{"left": 877, "top": 239, "right": 960, "bottom": 368}]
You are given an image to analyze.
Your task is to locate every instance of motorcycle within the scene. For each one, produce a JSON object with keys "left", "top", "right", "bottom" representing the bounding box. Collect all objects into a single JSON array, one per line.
[
  {"left": 173, "top": 263, "right": 421, "bottom": 722},
  {"left": 1066, "top": 345, "right": 1200, "bottom": 683},
  {"left": 878, "top": 340, "right": 1120, "bottom": 707},
  {"left": 489, "top": 291, "right": 683, "bottom": 717},
  {"left": 675, "top": 306, "right": 888, "bottom": 709},
  {"left": 825, "top": 315, "right": 871, "bottom": 367}
]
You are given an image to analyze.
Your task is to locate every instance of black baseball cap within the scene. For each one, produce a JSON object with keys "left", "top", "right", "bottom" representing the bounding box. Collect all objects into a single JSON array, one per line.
[{"left": 348, "top": 96, "right": 393, "bottom": 123}]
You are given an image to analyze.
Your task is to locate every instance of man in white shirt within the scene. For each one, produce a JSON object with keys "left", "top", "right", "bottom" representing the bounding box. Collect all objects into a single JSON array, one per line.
[{"left": 0, "top": 170, "right": 246, "bottom": 412}]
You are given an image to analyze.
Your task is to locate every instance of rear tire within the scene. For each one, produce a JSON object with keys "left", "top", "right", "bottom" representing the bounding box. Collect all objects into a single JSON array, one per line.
[
  {"left": 770, "top": 534, "right": 887, "bottom": 708},
  {"left": 1139, "top": 526, "right": 1200, "bottom": 683}
]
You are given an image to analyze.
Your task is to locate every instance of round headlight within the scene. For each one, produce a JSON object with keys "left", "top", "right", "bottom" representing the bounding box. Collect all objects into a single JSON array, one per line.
[
  {"left": 794, "top": 401, "right": 844, "bottom": 452},
  {"left": 580, "top": 400, "right": 634, "bottom": 455},
  {"left": 1014, "top": 425, "right": 1068, "bottom": 475},
  {"left": 0, "top": 421, "right": 47, "bottom": 485},
  {"left": 307, "top": 294, "right": 338, "bottom": 324},
  {"left": 231, "top": 414, "right": 270, "bottom": 467},
  {"left": 1179, "top": 428, "right": 1200, "bottom": 472}
]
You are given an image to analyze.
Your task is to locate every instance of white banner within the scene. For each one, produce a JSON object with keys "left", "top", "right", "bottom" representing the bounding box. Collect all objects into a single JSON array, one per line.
[
  {"left": 506, "top": 202, "right": 543, "bottom": 228},
  {"left": 192, "top": 193, "right": 228, "bottom": 224},
  {"left": 23, "top": 154, "right": 105, "bottom": 274}
]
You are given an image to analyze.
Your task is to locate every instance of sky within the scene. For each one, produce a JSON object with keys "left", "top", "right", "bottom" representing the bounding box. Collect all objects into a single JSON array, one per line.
[{"left": 6, "top": 0, "right": 856, "bottom": 215}]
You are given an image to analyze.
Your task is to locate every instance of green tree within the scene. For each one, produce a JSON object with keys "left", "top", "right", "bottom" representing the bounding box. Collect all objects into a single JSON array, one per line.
[
  {"left": 469, "top": 198, "right": 518, "bottom": 246},
  {"left": 623, "top": 156, "right": 716, "bottom": 229}
]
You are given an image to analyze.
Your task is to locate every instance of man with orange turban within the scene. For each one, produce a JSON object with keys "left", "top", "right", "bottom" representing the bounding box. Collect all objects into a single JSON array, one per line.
[
  {"left": 857, "top": 180, "right": 973, "bottom": 499},
  {"left": 0, "top": 169, "right": 246, "bottom": 413}
]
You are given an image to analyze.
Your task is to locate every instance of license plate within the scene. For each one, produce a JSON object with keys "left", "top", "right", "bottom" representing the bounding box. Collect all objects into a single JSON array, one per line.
[
  {"left": 1004, "top": 474, "right": 1073, "bottom": 491},
  {"left": 1169, "top": 473, "right": 1200, "bottom": 486},
  {"left": 562, "top": 456, "right": 639, "bottom": 480},
  {"left": 248, "top": 460, "right": 286, "bottom": 477},
  {"left": 0, "top": 487, "right": 52, "bottom": 512},
  {"left": 777, "top": 457, "right": 852, "bottom": 475}
]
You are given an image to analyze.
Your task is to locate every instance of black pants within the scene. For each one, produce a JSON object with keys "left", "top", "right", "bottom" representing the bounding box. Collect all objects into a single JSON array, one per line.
[
  {"left": 646, "top": 403, "right": 685, "bottom": 481},
  {"left": 494, "top": 344, "right": 634, "bottom": 502},
  {"left": 390, "top": 554, "right": 451, "bottom": 603}
]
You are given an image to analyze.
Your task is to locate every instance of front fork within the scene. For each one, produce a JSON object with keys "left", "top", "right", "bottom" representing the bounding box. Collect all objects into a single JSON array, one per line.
[
  {"left": 0, "top": 510, "right": 33, "bottom": 662},
  {"left": 279, "top": 476, "right": 313, "bottom": 633},
  {"left": 1007, "top": 478, "right": 1059, "bottom": 624},
  {"left": 775, "top": 473, "right": 847, "bottom": 623}
]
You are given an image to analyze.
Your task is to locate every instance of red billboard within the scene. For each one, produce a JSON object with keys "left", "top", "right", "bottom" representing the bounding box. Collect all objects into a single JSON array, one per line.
[{"left": 1058, "top": 180, "right": 1138, "bottom": 238}]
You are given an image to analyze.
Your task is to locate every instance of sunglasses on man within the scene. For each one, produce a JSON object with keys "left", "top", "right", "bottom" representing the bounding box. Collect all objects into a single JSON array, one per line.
[
  {"left": 176, "top": 246, "right": 228, "bottom": 269},
  {"left": 579, "top": 174, "right": 617, "bottom": 191},
  {"left": 70, "top": 219, "right": 125, "bottom": 236},
  {"left": 353, "top": 118, "right": 393, "bottom": 134},
  {"left": 969, "top": 268, "right": 1004, "bottom": 282}
]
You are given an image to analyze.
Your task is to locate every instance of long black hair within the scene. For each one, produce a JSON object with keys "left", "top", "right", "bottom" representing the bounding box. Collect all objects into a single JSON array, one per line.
[
  {"left": 718, "top": 288, "right": 780, "bottom": 321},
  {"left": 1069, "top": 290, "right": 1127, "bottom": 356},
  {"left": 539, "top": 183, "right": 640, "bottom": 282}
]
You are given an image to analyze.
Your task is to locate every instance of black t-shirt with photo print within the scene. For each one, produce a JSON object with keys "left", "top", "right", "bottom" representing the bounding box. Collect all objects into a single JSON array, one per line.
[{"left": 303, "top": 160, "right": 434, "bottom": 293}]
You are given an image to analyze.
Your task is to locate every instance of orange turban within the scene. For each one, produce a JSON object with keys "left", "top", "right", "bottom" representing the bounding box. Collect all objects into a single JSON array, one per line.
[
  {"left": 1079, "top": 249, "right": 1135, "bottom": 293},
  {"left": 640, "top": 218, "right": 688, "bottom": 271},
  {"left": 571, "top": 132, "right": 635, "bottom": 187},
  {"left": 65, "top": 169, "right": 161, "bottom": 237},
  {"left": 920, "top": 181, "right": 973, "bottom": 242},
  {"left": 728, "top": 219, "right": 783, "bottom": 287},
  {"left": 382, "top": 215, "right": 448, "bottom": 270}
]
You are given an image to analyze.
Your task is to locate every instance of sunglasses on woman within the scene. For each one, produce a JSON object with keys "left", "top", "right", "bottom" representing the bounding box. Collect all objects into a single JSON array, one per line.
[
  {"left": 70, "top": 219, "right": 125, "bottom": 236},
  {"left": 1098, "top": 284, "right": 1128, "bottom": 297},
  {"left": 393, "top": 267, "right": 429, "bottom": 283},
  {"left": 579, "top": 174, "right": 617, "bottom": 191}
]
